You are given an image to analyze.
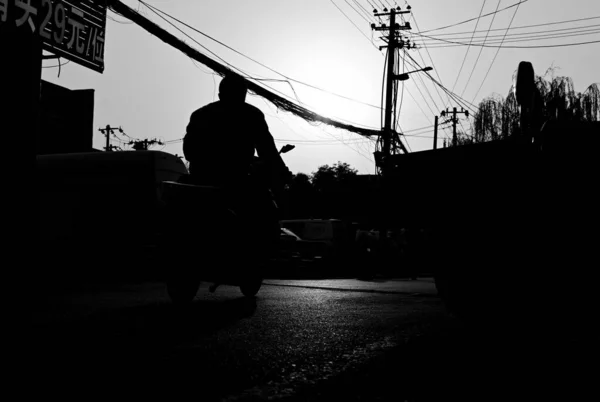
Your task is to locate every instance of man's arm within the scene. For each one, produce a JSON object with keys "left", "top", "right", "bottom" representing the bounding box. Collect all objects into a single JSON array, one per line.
[
  {"left": 253, "top": 110, "right": 292, "bottom": 187},
  {"left": 255, "top": 115, "right": 287, "bottom": 168},
  {"left": 183, "top": 110, "right": 202, "bottom": 163}
]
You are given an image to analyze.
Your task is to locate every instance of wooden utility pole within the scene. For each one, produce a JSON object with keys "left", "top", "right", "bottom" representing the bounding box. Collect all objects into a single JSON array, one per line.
[
  {"left": 452, "top": 107, "right": 458, "bottom": 147},
  {"left": 99, "top": 125, "right": 120, "bottom": 151},
  {"left": 433, "top": 115, "right": 439, "bottom": 150},
  {"left": 382, "top": 9, "right": 396, "bottom": 165},
  {"left": 372, "top": 7, "right": 412, "bottom": 175},
  {"left": 441, "top": 107, "right": 469, "bottom": 147},
  {"left": 130, "top": 138, "right": 164, "bottom": 151},
  {"left": 371, "top": 5, "right": 412, "bottom": 256}
]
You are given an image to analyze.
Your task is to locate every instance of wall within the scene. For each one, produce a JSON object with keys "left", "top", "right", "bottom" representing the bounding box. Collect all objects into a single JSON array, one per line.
[{"left": 37, "top": 80, "right": 95, "bottom": 154}]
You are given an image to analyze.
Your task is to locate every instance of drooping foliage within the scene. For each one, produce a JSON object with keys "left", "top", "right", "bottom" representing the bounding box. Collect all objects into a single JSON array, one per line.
[
  {"left": 469, "top": 68, "right": 599, "bottom": 145},
  {"left": 582, "top": 83, "right": 600, "bottom": 122}
]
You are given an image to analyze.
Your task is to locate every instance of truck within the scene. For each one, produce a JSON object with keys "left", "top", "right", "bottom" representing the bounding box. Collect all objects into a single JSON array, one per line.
[
  {"left": 383, "top": 62, "right": 598, "bottom": 332},
  {"left": 37, "top": 150, "right": 189, "bottom": 288}
]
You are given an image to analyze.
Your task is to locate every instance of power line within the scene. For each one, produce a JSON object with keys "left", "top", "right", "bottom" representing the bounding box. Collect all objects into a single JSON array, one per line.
[
  {"left": 115, "top": 0, "right": 385, "bottom": 138},
  {"left": 417, "top": 36, "right": 600, "bottom": 49},
  {"left": 402, "top": 51, "right": 457, "bottom": 131},
  {"left": 407, "top": 58, "right": 480, "bottom": 115},
  {"left": 396, "top": 49, "right": 406, "bottom": 132},
  {"left": 417, "top": 16, "right": 600, "bottom": 37},
  {"left": 418, "top": 28, "right": 600, "bottom": 49},
  {"left": 137, "top": 1, "right": 381, "bottom": 131},
  {"left": 274, "top": 137, "right": 373, "bottom": 144},
  {"left": 138, "top": 1, "right": 300, "bottom": 103},
  {"left": 41, "top": 59, "right": 70, "bottom": 68},
  {"left": 410, "top": 14, "right": 454, "bottom": 109},
  {"left": 401, "top": 52, "right": 443, "bottom": 112},
  {"left": 404, "top": 85, "right": 437, "bottom": 125},
  {"left": 329, "top": 0, "right": 382, "bottom": 51},
  {"left": 417, "top": 23, "right": 600, "bottom": 42},
  {"left": 137, "top": 1, "right": 251, "bottom": 80},
  {"left": 352, "top": 0, "right": 377, "bottom": 22},
  {"left": 460, "top": 0, "right": 502, "bottom": 99},
  {"left": 471, "top": 1, "right": 523, "bottom": 104},
  {"left": 107, "top": 14, "right": 134, "bottom": 24},
  {"left": 450, "top": 0, "right": 487, "bottom": 96},
  {"left": 138, "top": 0, "right": 383, "bottom": 110},
  {"left": 419, "top": 0, "right": 529, "bottom": 34},
  {"left": 261, "top": 96, "right": 376, "bottom": 161},
  {"left": 365, "top": 0, "right": 378, "bottom": 12},
  {"left": 344, "top": 0, "right": 374, "bottom": 24},
  {"left": 416, "top": 26, "right": 600, "bottom": 47}
]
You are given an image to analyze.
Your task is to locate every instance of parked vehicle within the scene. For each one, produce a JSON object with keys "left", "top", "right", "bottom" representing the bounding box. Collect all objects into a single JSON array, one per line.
[
  {"left": 381, "top": 62, "right": 598, "bottom": 330},
  {"left": 281, "top": 227, "right": 302, "bottom": 242},
  {"left": 279, "top": 219, "right": 355, "bottom": 265},
  {"left": 275, "top": 227, "right": 302, "bottom": 262},
  {"left": 36, "top": 150, "right": 188, "bottom": 287},
  {"left": 36, "top": 145, "right": 294, "bottom": 305}
]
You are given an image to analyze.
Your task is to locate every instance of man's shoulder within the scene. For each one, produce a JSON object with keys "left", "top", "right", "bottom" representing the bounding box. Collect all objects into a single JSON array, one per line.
[
  {"left": 190, "top": 101, "right": 265, "bottom": 121},
  {"left": 242, "top": 103, "right": 266, "bottom": 119},
  {"left": 191, "top": 101, "right": 220, "bottom": 116}
]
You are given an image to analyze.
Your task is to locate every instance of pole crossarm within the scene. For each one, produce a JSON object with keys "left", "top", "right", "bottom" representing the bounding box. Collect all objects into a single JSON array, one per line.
[
  {"left": 374, "top": 11, "right": 411, "bottom": 17},
  {"left": 373, "top": 24, "right": 412, "bottom": 31},
  {"left": 440, "top": 107, "right": 469, "bottom": 147}
]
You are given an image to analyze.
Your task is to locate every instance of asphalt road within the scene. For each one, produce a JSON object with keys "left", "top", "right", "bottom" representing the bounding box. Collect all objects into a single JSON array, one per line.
[{"left": 28, "top": 279, "right": 590, "bottom": 401}]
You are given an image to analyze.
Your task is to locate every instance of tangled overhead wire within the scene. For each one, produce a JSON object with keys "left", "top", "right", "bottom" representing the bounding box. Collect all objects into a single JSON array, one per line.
[{"left": 108, "top": 0, "right": 382, "bottom": 138}]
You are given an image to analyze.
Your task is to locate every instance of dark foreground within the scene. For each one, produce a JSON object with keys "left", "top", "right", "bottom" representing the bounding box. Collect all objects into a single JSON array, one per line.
[{"left": 27, "top": 279, "right": 591, "bottom": 401}]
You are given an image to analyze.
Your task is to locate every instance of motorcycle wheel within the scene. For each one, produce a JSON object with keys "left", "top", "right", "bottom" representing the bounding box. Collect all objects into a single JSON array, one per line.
[
  {"left": 167, "top": 277, "right": 201, "bottom": 305},
  {"left": 240, "top": 277, "right": 263, "bottom": 297}
]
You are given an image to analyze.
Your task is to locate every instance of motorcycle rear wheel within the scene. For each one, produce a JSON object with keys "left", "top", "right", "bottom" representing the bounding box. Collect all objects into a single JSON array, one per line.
[
  {"left": 240, "top": 277, "right": 263, "bottom": 297},
  {"left": 167, "top": 277, "right": 201, "bottom": 305}
]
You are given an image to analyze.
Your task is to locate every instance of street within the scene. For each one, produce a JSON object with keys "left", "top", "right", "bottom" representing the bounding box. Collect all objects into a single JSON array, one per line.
[{"left": 28, "top": 278, "right": 590, "bottom": 401}]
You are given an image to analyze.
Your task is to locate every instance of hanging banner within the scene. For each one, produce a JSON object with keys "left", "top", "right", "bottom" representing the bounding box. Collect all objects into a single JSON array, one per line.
[{"left": 1, "top": 0, "right": 107, "bottom": 73}]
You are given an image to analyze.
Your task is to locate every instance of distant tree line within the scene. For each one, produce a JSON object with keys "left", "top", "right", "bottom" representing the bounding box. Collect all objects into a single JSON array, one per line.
[{"left": 279, "top": 161, "right": 379, "bottom": 223}]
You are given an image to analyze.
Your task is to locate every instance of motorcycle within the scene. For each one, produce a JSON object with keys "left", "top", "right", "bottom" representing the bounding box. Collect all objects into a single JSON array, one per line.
[{"left": 157, "top": 145, "right": 294, "bottom": 305}]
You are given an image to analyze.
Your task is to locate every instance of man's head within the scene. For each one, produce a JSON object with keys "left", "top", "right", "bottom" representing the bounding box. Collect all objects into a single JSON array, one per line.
[{"left": 218, "top": 74, "right": 248, "bottom": 103}]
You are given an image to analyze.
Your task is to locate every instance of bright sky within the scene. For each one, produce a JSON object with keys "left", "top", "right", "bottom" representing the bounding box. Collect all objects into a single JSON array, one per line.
[{"left": 42, "top": 0, "right": 600, "bottom": 175}]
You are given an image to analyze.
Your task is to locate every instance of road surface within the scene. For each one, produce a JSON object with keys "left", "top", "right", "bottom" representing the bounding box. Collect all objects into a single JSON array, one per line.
[{"left": 28, "top": 278, "right": 589, "bottom": 401}]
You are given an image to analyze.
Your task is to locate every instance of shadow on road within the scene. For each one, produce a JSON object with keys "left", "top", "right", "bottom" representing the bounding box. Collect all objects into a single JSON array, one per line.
[{"left": 30, "top": 295, "right": 258, "bottom": 384}]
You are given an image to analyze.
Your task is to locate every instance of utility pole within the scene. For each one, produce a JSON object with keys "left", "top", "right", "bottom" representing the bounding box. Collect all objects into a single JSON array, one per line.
[
  {"left": 440, "top": 107, "right": 469, "bottom": 147},
  {"left": 382, "top": 8, "right": 397, "bottom": 165},
  {"left": 98, "top": 125, "right": 122, "bottom": 152},
  {"left": 371, "top": 5, "right": 415, "bottom": 252},
  {"left": 372, "top": 6, "right": 412, "bottom": 175},
  {"left": 433, "top": 115, "right": 439, "bottom": 150},
  {"left": 129, "top": 138, "right": 164, "bottom": 151}
]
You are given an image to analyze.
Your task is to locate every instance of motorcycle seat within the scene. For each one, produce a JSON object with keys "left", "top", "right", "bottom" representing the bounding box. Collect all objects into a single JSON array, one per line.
[
  {"left": 161, "top": 180, "right": 221, "bottom": 194},
  {"left": 160, "top": 180, "right": 225, "bottom": 206}
]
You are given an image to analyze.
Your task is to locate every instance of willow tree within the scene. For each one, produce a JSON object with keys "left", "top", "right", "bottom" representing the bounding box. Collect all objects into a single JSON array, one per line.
[
  {"left": 471, "top": 92, "right": 519, "bottom": 143},
  {"left": 581, "top": 83, "right": 600, "bottom": 122},
  {"left": 470, "top": 68, "right": 599, "bottom": 144}
]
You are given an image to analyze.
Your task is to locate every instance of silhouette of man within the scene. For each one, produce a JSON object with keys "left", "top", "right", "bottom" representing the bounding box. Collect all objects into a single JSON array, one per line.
[
  {"left": 183, "top": 73, "right": 289, "bottom": 190},
  {"left": 183, "top": 73, "right": 290, "bottom": 262}
]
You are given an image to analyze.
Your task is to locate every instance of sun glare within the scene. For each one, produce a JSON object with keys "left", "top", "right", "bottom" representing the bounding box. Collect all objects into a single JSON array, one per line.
[{"left": 294, "top": 63, "right": 378, "bottom": 129}]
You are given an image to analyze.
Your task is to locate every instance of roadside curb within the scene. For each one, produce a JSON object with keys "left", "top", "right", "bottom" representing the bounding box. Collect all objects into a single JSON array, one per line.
[
  {"left": 262, "top": 278, "right": 438, "bottom": 296},
  {"left": 264, "top": 284, "right": 438, "bottom": 297}
]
